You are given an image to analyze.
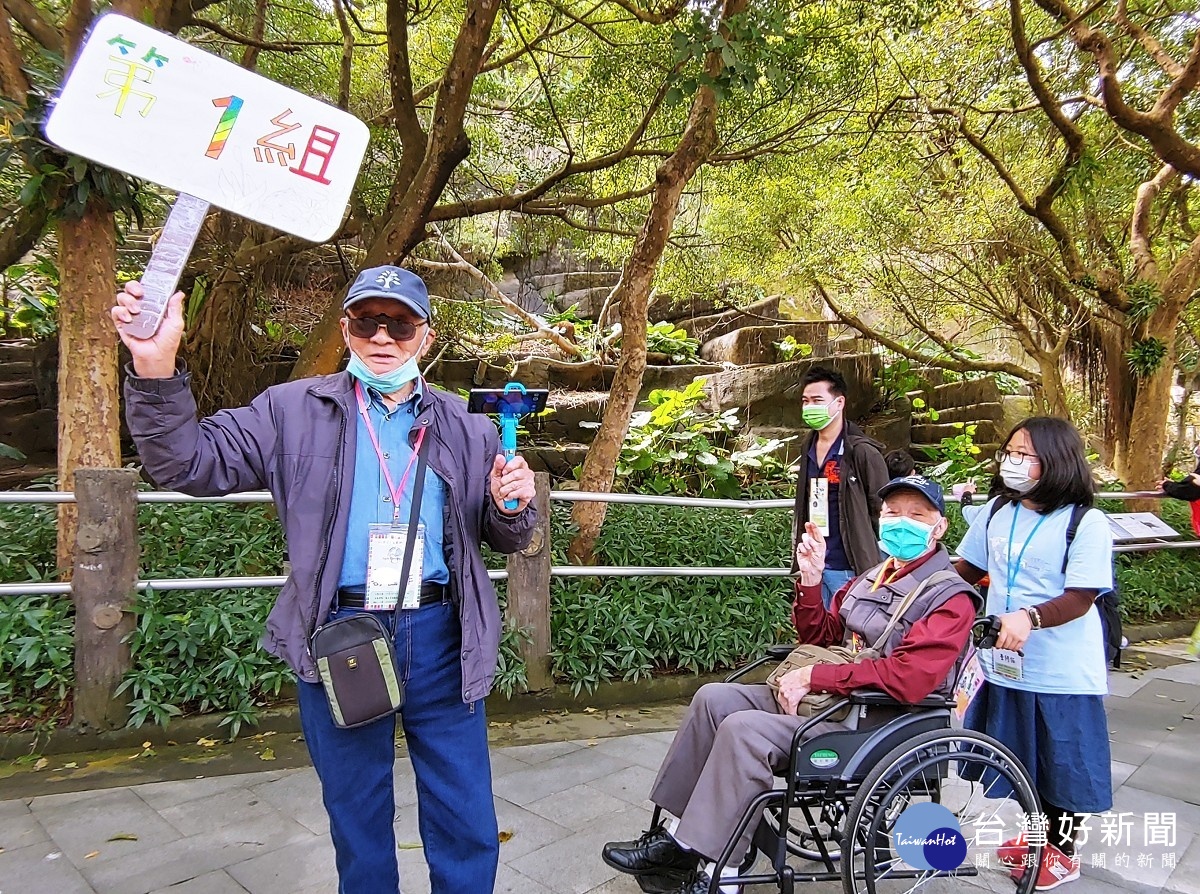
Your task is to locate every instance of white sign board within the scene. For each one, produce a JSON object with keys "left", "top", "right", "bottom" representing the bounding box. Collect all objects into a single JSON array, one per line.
[
  {"left": 1106, "top": 512, "right": 1180, "bottom": 543},
  {"left": 45, "top": 13, "right": 369, "bottom": 242}
]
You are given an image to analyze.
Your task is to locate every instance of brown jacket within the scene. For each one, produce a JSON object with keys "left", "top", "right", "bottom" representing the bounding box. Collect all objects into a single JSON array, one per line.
[{"left": 790, "top": 421, "right": 890, "bottom": 575}]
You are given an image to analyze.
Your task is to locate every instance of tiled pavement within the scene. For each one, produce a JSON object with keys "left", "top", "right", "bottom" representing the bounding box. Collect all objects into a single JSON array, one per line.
[{"left": 3, "top": 657, "right": 1200, "bottom": 894}]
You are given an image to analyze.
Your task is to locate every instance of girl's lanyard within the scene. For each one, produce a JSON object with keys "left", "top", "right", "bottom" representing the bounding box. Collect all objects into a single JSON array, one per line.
[
  {"left": 356, "top": 382, "right": 426, "bottom": 524},
  {"left": 1004, "top": 503, "right": 1048, "bottom": 611}
]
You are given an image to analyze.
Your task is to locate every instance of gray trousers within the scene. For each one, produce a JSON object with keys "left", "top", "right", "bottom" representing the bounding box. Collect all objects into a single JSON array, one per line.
[{"left": 648, "top": 682, "right": 849, "bottom": 865}]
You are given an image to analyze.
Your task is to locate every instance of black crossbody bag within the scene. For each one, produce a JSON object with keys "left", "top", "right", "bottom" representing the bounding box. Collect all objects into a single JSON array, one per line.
[{"left": 310, "top": 439, "right": 428, "bottom": 729}]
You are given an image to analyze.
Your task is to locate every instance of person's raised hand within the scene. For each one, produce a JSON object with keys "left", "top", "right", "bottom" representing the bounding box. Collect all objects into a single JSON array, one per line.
[
  {"left": 110, "top": 281, "right": 185, "bottom": 378},
  {"left": 490, "top": 454, "right": 535, "bottom": 514},
  {"left": 794, "top": 521, "right": 827, "bottom": 587}
]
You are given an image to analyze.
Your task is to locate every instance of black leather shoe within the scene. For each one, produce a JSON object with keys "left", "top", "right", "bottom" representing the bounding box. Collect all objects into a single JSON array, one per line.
[
  {"left": 602, "top": 825, "right": 699, "bottom": 876},
  {"left": 675, "top": 872, "right": 715, "bottom": 894}
]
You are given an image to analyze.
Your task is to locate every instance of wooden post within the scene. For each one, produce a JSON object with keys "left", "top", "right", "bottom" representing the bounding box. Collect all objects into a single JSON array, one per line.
[
  {"left": 506, "top": 472, "right": 553, "bottom": 691},
  {"left": 72, "top": 468, "right": 140, "bottom": 732}
]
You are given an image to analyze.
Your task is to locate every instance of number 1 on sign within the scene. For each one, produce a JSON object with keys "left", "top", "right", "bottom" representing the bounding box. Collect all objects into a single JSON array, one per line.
[{"left": 206, "top": 95, "right": 243, "bottom": 159}]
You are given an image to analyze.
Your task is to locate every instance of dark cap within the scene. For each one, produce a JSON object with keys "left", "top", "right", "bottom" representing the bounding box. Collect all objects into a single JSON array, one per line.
[
  {"left": 878, "top": 475, "right": 946, "bottom": 514},
  {"left": 343, "top": 266, "right": 431, "bottom": 320}
]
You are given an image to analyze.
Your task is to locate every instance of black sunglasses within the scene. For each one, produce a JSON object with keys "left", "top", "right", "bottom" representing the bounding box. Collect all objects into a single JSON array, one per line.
[{"left": 346, "top": 314, "right": 424, "bottom": 341}]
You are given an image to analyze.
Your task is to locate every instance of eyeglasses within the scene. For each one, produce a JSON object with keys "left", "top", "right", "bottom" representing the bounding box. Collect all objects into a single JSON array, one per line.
[
  {"left": 995, "top": 449, "right": 1041, "bottom": 465},
  {"left": 346, "top": 315, "right": 423, "bottom": 341}
]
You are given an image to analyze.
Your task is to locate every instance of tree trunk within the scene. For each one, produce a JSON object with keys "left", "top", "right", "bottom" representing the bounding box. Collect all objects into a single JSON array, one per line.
[
  {"left": 566, "top": 0, "right": 747, "bottom": 564},
  {"left": 56, "top": 198, "right": 120, "bottom": 571},
  {"left": 1030, "top": 352, "right": 1069, "bottom": 418}
]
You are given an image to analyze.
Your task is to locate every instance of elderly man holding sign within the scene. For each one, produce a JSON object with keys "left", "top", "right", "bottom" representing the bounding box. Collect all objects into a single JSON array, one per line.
[{"left": 52, "top": 14, "right": 537, "bottom": 894}]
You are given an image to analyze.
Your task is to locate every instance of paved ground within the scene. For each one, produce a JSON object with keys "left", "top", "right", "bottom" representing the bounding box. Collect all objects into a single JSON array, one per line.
[{"left": 2, "top": 650, "right": 1199, "bottom": 894}]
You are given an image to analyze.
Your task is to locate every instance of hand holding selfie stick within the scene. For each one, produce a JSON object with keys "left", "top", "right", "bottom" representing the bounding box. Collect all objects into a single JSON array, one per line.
[{"left": 467, "top": 382, "right": 549, "bottom": 510}]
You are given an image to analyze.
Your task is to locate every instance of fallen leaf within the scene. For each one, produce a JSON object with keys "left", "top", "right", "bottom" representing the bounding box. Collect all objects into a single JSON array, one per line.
[
  {"left": 586, "top": 739, "right": 598, "bottom": 747},
  {"left": 498, "top": 830, "right": 514, "bottom": 843},
  {"left": 107, "top": 833, "right": 138, "bottom": 842},
  {"left": 60, "top": 762, "right": 78, "bottom": 770},
  {"left": 33, "top": 758, "right": 48, "bottom": 771},
  {"left": 1183, "top": 714, "right": 1195, "bottom": 721},
  {"left": 625, "top": 722, "right": 633, "bottom": 728},
  {"left": 583, "top": 707, "right": 598, "bottom": 714},
  {"left": 84, "top": 851, "right": 99, "bottom": 860},
  {"left": 142, "top": 741, "right": 152, "bottom": 748},
  {"left": 1166, "top": 726, "right": 1175, "bottom": 731},
  {"left": 259, "top": 748, "right": 276, "bottom": 761},
  {"left": 1156, "top": 694, "right": 1168, "bottom": 699},
  {"left": 197, "top": 737, "right": 218, "bottom": 748}
]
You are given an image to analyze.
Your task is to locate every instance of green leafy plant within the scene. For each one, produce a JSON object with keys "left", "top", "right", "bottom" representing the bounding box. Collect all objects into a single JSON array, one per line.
[
  {"left": 875, "top": 357, "right": 931, "bottom": 412},
  {"left": 922, "top": 422, "right": 988, "bottom": 483},
  {"left": 2, "top": 252, "right": 61, "bottom": 338},
  {"left": 607, "top": 378, "right": 791, "bottom": 497},
  {"left": 643, "top": 321, "right": 700, "bottom": 363},
  {"left": 774, "top": 336, "right": 814, "bottom": 361},
  {"left": 1126, "top": 338, "right": 1169, "bottom": 377}
]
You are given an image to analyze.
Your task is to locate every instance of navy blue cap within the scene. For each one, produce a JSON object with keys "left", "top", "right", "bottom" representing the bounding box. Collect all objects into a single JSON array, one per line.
[
  {"left": 343, "top": 266, "right": 431, "bottom": 320},
  {"left": 878, "top": 475, "right": 946, "bottom": 514}
]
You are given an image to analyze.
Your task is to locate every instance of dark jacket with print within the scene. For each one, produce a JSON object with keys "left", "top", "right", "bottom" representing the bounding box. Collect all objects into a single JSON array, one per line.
[
  {"left": 123, "top": 368, "right": 535, "bottom": 704},
  {"left": 790, "top": 421, "right": 890, "bottom": 575}
]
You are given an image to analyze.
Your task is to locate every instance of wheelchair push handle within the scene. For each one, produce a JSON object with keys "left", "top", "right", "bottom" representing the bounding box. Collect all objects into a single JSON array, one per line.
[{"left": 972, "top": 614, "right": 1023, "bottom": 656}]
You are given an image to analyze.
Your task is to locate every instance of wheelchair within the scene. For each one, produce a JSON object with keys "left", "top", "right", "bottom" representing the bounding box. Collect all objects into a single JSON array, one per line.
[{"left": 644, "top": 617, "right": 1042, "bottom": 894}]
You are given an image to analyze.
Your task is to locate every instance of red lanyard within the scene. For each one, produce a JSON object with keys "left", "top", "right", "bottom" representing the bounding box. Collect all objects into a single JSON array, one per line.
[{"left": 355, "top": 382, "right": 427, "bottom": 523}]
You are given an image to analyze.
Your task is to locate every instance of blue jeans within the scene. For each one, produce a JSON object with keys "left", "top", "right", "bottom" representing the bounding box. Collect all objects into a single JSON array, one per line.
[
  {"left": 297, "top": 601, "right": 498, "bottom": 894},
  {"left": 821, "top": 567, "right": 856, "bottom": 609}
]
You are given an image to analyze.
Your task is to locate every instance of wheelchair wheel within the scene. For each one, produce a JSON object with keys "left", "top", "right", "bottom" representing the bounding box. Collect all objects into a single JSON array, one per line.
[{"left": 840, "top": 728, "right": 1040, "bottom": 894}]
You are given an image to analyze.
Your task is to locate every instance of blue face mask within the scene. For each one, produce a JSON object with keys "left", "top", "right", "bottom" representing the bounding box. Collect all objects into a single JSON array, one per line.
[
  {"left": 346, "top": 350, "right": 421, "bottom": 394},
  {"left": 878, "top": 516, "right": 937, "bottom": 562}
]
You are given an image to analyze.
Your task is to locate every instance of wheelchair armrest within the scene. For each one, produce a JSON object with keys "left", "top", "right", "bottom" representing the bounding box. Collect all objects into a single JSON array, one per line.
[
  {"left": 848, "top": 689, "right": 951, "bottom": 709},
  {"left": 764, "top": 643, "right": 796, "bottom": 660}
]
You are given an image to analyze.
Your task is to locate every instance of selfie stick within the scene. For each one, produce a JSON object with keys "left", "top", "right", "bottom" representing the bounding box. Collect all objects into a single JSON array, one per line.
[{"left": 498, "top": 383, "right": 528, "bottom": 510}]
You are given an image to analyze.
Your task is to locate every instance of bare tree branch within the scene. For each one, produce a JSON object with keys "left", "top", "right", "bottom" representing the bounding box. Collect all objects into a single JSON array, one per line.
[
  {"left": 415, "top": 227, "right": 583, "bottom": 356},
  {"left": 3, "top": 0, "right": 61, "bottom": 52},
  {"left": 1131, "top": 163, "right": 1177, "bottom": 279}
]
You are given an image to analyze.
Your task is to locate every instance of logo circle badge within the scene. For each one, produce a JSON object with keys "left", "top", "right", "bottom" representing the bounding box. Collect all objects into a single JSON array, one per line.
[{"left": 892, "top": 802, "right": 967, "bottom": 872}]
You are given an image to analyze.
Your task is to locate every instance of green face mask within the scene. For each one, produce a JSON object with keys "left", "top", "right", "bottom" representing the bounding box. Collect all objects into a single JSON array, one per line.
[{"left": 803, "top": 404, "right": 840, "bottom": 431}]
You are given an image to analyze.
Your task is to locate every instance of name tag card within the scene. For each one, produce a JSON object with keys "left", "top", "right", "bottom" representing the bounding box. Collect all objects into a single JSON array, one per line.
[
  {"left": 45, "top": 13, "right": 369, "bottom": 242},
  {"left": 364, "top": 524, "right": 425, "bottom": 612}
]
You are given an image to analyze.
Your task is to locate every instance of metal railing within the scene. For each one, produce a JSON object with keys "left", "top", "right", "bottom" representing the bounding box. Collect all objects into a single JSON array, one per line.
[{"left": 0, "top": 488, "right": 1194, "bottom": 597}]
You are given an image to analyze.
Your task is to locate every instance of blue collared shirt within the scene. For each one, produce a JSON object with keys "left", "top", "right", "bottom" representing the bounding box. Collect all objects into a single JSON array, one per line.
[{"left": 337, "top": 380, "right": 450, "bottom": 588}]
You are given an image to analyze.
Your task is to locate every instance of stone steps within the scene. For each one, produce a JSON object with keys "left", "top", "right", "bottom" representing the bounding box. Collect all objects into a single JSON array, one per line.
[
  {"left": 912, "top": 401, "right": 1004, "bottom": 426},
  {"left": 911, "top": 419, "right": 1002, "bottom": 445},
  {"left": 0, "top": 379, "right": 37, "bottom": 401}
]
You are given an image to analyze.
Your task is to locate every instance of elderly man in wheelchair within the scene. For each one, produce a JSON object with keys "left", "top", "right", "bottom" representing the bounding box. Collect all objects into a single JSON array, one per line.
[{"left": 602, "top": 476, "right": 1043, "bottom": 894}]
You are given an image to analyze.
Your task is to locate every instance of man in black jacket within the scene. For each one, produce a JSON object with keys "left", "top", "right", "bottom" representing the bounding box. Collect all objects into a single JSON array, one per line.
[{"left": 791, "top": 366, "right": 890, "bottom": 607}]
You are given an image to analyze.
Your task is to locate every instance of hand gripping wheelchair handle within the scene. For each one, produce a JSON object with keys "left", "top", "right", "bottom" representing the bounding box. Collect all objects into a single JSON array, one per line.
[{"left": 972, "top": 614, "right": 1022, "bottom": 656}]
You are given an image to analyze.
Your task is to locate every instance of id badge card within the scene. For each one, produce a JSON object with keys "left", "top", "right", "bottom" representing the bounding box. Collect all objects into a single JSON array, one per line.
[
  {"left": 809, "top": 477, "right": 830, "bottom": 535},
  {"left": 954, "top": 653, "right": 985, "bottom": 722},
  {"left": 993, "top": 649, "right": 1023, "bottom": 681},
  {"left": 364, "top": 523, "right": 425, "bottom": 611}
]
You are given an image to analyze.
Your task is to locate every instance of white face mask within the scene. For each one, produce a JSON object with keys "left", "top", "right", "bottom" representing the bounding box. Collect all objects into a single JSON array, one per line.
[{"left": 1000, "top": 457, "right": 1037, "bottom": 494}]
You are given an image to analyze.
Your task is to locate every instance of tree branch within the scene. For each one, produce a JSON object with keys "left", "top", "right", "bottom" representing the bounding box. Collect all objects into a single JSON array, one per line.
[
  {"left": 3, "top": 0, "right": 61, "bottom": 53},
  {"left": 607, "top": 0, "right": 686, "bottom": 25},
  {"left": 0, "top": 201, "right": 49, "bottom": 270},
  {"left": 415, "top": 228, "right": 582, "bottom": 356},
  {"left": 1130, "top": 163, "right": 1176, "bottom": 280},
  {"left": 0, "top": 6, "right": 28, "bottom": 102},
  {"left": 186, "top": 16, "right": 314, "bottom": 52}
]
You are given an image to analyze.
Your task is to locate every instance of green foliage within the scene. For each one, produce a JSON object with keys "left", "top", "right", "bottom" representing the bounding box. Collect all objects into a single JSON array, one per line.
[
  {"left": 548, "top": 502, "right": 793, "bottom": 692},
  {"left": 775, "top": 336, "right": 814, "bottom": 361},
  {"left": 1126, "top": 280, "right": 1161, "bottom": 323},
  {"left": 1125, "top": 338, "right": 1169, "bottom": 377},
  {"left": 921, "top": 422, "right": 988, "bottom": 484},
  {"left": 643, "top": 322, "right": 700, "bottom": 363},
  {"left": 0, "top": 442, "right": 26, "bottom": 461},
  {"left": 1, "top": 50, "right": 145, "bottom": 224},
  {"left": 2, "top": 252, "right": 60, "bottom": 338},
  {"left": 875, "top": 358, "right": 930, "bottom": 412},
  {"left": 611, "top": 379, "right": 791, "bottom": 496}
]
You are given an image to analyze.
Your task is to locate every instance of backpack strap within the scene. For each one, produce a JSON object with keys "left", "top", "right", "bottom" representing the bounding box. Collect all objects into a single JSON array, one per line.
[
  {"left": 1062, "top": 503, "right": 1090, "bottom": 574},
  {"left": 985, "top": 495, "right": 1013, "bottom": 529}
]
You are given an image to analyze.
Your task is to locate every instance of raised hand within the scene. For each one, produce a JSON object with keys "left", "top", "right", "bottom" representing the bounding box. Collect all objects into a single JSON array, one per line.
[
  {"left": 110, "top": 281, "right": 185, "bottom": 378},
  {"left": 794, "top": 521, "right": 827, "bottom": 586},
  {"left": 490, "top": 454, "right": 535, "bottom": 514}
]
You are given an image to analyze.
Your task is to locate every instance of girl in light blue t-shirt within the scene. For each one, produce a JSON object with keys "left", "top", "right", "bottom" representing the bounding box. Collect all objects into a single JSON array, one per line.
[{"left": 956, "top": 417, "right": 1113, "bottom": 891}]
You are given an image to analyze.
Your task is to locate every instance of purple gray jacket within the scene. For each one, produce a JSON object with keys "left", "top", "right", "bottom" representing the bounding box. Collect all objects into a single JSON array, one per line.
[{"left": 124, "top": 368, "right": 536, "bottom": 704}]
